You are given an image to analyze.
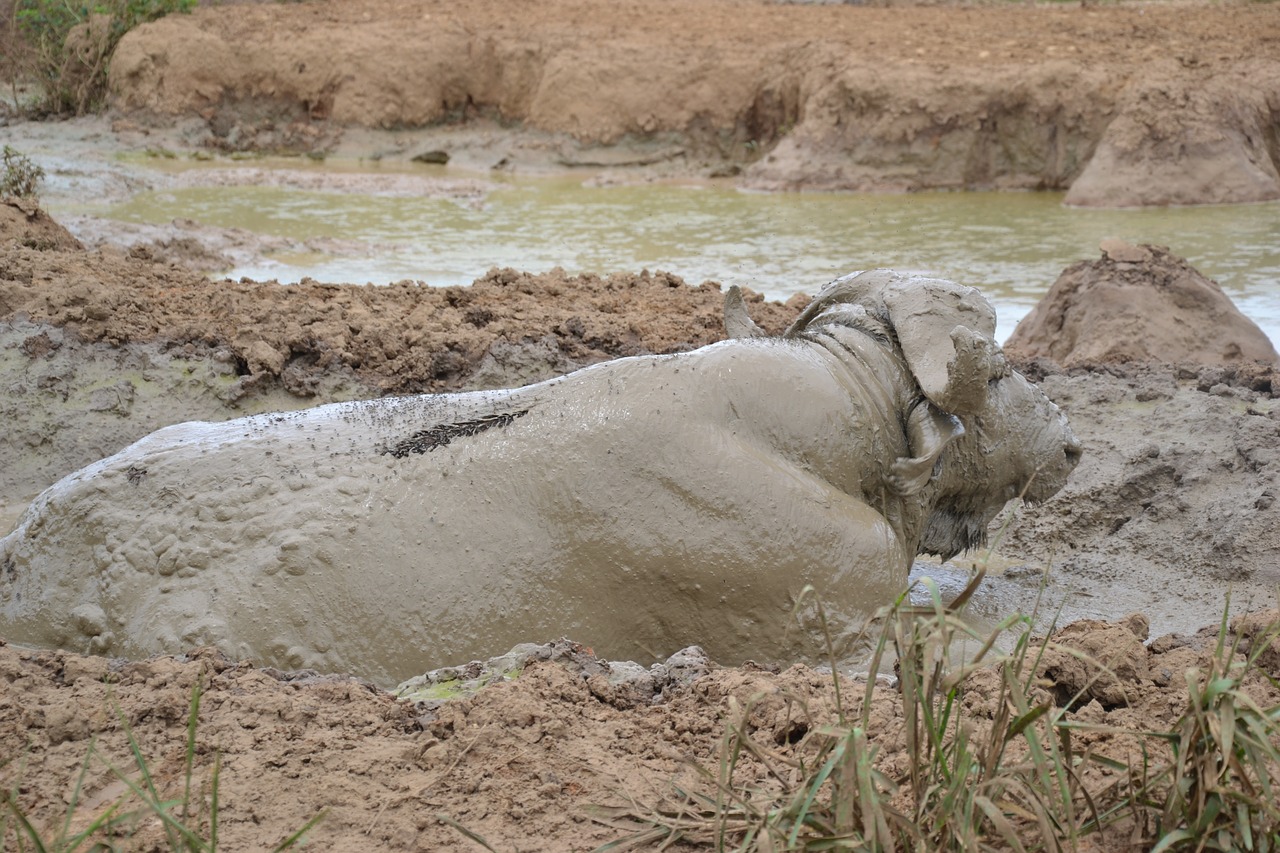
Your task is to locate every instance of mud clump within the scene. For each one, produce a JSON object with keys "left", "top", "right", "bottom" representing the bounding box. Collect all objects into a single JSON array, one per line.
[
  {"left": 0, "top": 199, "right": 84, "bottom": 252},
  {"left": 1034, "top": 614, "right": 1150, "bottom": 709},
  {"left": 1005, "top": 242, "right": 1279, "bottom": 369},
  {"left": 394, "top": 639, "right": 713, "bottom": 711},
  {"left": 0, "top": 235, "right": 801, "bottom": 397}
]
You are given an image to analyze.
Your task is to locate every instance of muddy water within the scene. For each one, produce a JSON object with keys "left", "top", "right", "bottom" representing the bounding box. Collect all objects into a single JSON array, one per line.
[{"left": 55, "top": 158, "right": 1280, "bottom": 346}]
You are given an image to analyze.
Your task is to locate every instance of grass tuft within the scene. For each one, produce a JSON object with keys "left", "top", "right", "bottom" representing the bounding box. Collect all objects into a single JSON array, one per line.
[
  {"left": 7, "top": 0, "right": 196, "bottom": 116},
  {"left": 1, "top": 679, "right": 325, "bottom": 852},
  {"left": 593, "top": 581, "right": 1280, "bottom": 852},
  {"left": 1137, "top": 606, "right": 1280, "bottom": 851}
]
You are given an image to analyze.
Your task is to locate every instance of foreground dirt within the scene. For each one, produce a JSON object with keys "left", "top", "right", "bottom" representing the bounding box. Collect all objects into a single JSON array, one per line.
[
  {"left": 99, "top": 0, "right": 1280, "bottom": 206},
  {"left": 3, "top": 614, "right": 1278, "bottom": 850}
]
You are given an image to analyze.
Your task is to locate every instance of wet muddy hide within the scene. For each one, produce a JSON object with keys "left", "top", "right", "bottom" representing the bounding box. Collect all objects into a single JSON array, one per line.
[{"left": 0, "top": 272, "right": 1079, "bottom": 686}]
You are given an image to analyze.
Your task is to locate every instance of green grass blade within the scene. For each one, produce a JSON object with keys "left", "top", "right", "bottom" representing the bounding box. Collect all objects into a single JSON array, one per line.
[
  {"left": 208, "top": 751, "right": 221, "bottom": 852},
  {"left": 183, "top": 680, "right": 203, "bottom": 826},
  {"left": 92, "top": 748, "right": 210, "bottom": 851},
  {"left": 785, "top": 736, "right": 848, "bottom": 848},
  {"left": 3, "top": 796, "right": 49, "bottom": 853},
  {"left": 1151, "top": 828, "right": 1199, "bottom": 853},
  {"left": 436, "top": 813, "right": 501, "bottom": 852},
  {"left": 112, "top": 702, "right": 184, "bottom": 850}
]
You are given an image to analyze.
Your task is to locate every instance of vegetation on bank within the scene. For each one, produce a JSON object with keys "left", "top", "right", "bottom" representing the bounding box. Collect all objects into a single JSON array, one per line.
[
  {"left": 1, "top": 580, "right": 1277, "bottom": 850},
  {"left": 0, "top": 145, "right": 43, "bottom": 198},
  {"left": 2, "top": 0, "right": 194, "bottom": 116},
  {"left": 595, "top": 580, "right": 1280, "bottom": 852}
]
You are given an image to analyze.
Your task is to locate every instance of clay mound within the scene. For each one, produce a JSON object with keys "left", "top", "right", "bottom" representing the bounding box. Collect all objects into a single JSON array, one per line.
[
  {"left": 0, "top": 240, "right": 804, "bottom": 396},
  {"left": 1005, "top": 241, "right": 1278, "bottom": 368},
  {"left": 1063, "top": 72, "right": 1280, "bottom": 208},
  {"left": 0, "top": 199, "right": 84, "bottom": 252}
]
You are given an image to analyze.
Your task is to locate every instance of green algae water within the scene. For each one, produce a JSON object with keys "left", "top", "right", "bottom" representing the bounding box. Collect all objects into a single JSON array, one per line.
[{"left": 69, "top": 159, "right": 1280, "bottom": 345}]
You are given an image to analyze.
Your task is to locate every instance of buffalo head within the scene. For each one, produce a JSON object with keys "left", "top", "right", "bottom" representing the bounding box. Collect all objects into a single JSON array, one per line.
[{"left": 726, "top": 270, "right": 1082, "bottom": 560}]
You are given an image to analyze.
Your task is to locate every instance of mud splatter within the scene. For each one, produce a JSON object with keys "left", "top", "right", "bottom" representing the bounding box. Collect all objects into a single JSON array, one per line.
[{"left": 381, "top": 409, "right": 530, "bottom": 458}]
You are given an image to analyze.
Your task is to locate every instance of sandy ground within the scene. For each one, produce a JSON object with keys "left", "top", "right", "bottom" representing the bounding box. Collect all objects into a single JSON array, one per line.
[
  {"left": 2, "top": 620, "right": 1276, "bottom": 851},
  {"left": 1, "top": 0, "right": 1279, "bottom": 849}
]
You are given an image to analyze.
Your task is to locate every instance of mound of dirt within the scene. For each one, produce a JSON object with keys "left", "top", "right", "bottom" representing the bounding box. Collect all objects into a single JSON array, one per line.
[
  {"left": 0, "top": 237, "right": 801, "bottom": 398},
  {"left": 1004, "top": 242, "right": 1279, "bottom": 368},
  {"left": 104, "top": 0, "right": 1280, "bottom": 206},
  {"left": 0, "top": 198, "right": 83, "bottom": 252},
  {"left": 3, "top": 612, "right": 1276, "bottom": 850},
  {"left": 1063, "top": 70, "right": 1280, "bottom": 207}
]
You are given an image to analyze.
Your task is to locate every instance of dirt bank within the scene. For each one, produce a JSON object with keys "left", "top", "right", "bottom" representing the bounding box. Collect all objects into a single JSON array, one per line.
[{"left": 102, "top": 0, "right": 1280, "bottom": 206}]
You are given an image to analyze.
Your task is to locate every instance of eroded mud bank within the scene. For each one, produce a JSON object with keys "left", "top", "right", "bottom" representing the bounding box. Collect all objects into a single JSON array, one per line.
[{"left": 105, "top": 0, "right": 1280, "bottom": 206}]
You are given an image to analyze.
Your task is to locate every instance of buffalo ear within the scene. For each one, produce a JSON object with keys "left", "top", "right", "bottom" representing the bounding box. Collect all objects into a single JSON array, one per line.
[
  {"left": 782, "top": 269, "right": 895, "bottom": 339},
  {"left": 889, "top": 402, "right": 965, "bottom": 495},
  {"left": 882, "top": 279, "right": 999, "bottom": 416},
  {"left": 723, "top": 285, "right": 766, "bottom": 339}
]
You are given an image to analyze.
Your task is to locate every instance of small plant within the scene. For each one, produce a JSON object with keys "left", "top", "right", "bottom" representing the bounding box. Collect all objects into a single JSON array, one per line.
[
  {"left": 2, "top": 747, "right": 136, "bottom": 852},
  {"left": 0, "top": 680, "right": 326, "bottom": 851},
  {"left": 591, "top": 575, "right": 1102, "bottom": 850},
  {"left": 0, "top": 145, "right": 44, "bottom": 198},
  {"left": 11, "top": 0, "right": 196, "bottom": 115},
  {"left": 1135, "top": 609, "right": 1280, "bottom": 851},
  {"left": 592, "top": 580, "right": 1280, "bottom": 852}
]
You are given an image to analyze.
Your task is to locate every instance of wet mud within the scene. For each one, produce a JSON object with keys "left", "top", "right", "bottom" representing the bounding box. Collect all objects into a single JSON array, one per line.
[
  {"left": 0, "top": 273, "right": 1077, "bottom": 686},
  {"left": 1, "top": 179, "right": 1278, "bottom": 852},
  {"left": 2, "top": 197, "right": 1277, "bottom": 671}
]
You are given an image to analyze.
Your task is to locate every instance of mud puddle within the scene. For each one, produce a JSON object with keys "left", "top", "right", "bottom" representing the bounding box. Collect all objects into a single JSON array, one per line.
[
  {"left": 908, "top": 557, "right": 1278, "bottom": 648},
  {"left": 73, "top": 164, "right": 1280, "bottom": 345},
  {"left": 9, "top": 117, "right": 1279, "bottom": 345}
]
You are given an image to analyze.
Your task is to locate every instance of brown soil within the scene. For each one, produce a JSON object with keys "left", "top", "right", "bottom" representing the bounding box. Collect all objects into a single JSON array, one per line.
[
  {"left": 102, "top": 0, "right": 1280, "bottom": 206},
  {"left": 3, "top": 615, "right": 1277, "bottom": 851},
  {"left": 1006, "top": 241, "right": 1280, "bottom": 368}
]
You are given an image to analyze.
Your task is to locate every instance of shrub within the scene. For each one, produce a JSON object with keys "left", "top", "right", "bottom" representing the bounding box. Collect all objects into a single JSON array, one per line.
[
  {"left": 0, "top": 144, "right": 44, "bottom": 197},
  {"left": 11, "top": 0, "right": 195, "bottom": 115}
]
